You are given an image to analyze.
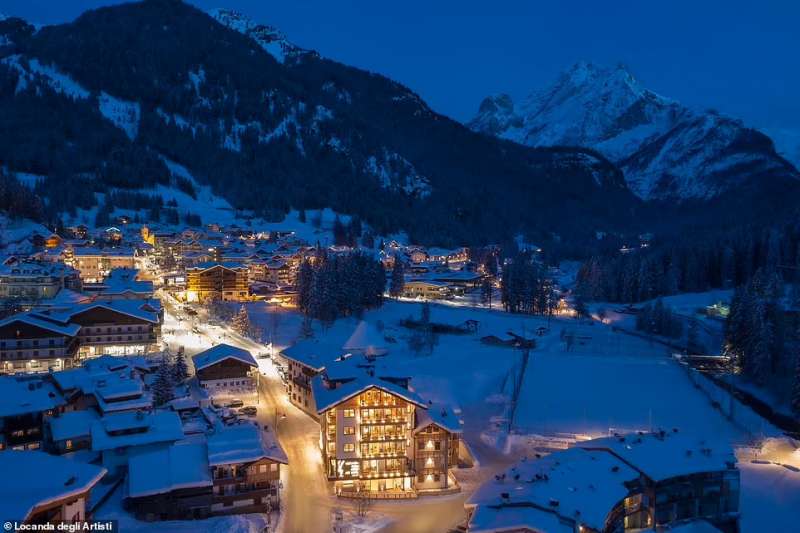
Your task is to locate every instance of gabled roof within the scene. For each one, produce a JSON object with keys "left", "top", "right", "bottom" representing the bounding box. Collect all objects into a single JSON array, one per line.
[
  {"left": 0, "top": 312, "right": 80, "bottom": 337},
  {"left": 91, "top": 410, "right": 183, "bottom": 451},
  {"left": 186, "top": 261, "right": 247, "bottom": 272},
  {"left": 48, "top": 409, "right": 99, "bottom": 442},
  {"left": 312, "top": 375, "right": 427, "bottom": 413},
  {"left": 192, "top": 344, "right": 257, "bottom": 372},
  {"left": 342, "top": 321, "right": 388, "bottom": 356},
  {"left": 279, "top": 337, "right": 342, "bottom": 372},
  {"left": 0, "top": 376, "right": 64, "bottom": 418},
  {"left": 207, "top": 424, "right": 288, "bottom": 466},
  {"left": 128, "top": 441, "right": 212, "bottom": 499},
  {"left": 414, "top": 403, "right": 462, "bottom": 434},
  {"left": 578, "top": 431, "right": 737, "bottom": 482},
  {"left": 467, "top": 447, "right": 638, "bottom": 533},
  {"left": 0, "top": 451, "right": 106, "bottom": 522},
  {"left": 39, "top": 299, "right": 160, "bottom": 324}
]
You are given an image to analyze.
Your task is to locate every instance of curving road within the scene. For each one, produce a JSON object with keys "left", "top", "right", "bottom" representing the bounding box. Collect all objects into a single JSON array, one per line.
[{"left": 159, "top": 291, "right": 514, "bottom": 532}]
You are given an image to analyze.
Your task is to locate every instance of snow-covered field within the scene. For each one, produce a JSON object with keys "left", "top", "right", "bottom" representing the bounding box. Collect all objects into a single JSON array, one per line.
[{"left": 739, "top": 461, "right": 800, "bottom": 532}]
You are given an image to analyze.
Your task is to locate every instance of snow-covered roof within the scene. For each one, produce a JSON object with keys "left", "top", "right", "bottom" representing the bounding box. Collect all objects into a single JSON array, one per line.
[
  {"left": 467, "top": 504, "right": 573, "bottom": 533},
  {"left": 467, "top": 447, "right": 638, "bottom": 533},
  {"left": 128, "top": 441, "right": 212, "bottom": 498},
  {"left": 0, "top": 376, "right": 64, "bottom": 418},
  {"left": 405, "top": 279, "right": 449, "bottom": 288},
  {"left": 578, "top": 431, "right": 737, "bottom": 482},
  {"left": 48, "top": 409, "right": 99, "bottom": 441},
  {"left": 342, "top": 321, "right": 388, "bottom": 356},
  {"left": 323, "top": 353, "right": 410, "bottom": 383},
  {"left": 0, "top": 312, "right": 80, "bottom": 337},
  {"left": 430, "top": 270, "right": 482, "bottom": 282},
  {"left": 192, "top": 344, "right": 257, "bottom": 372},
  {"left": 91, "top": 410, "right": 183, "bottom": 451},
  {"left": 98, "top": 268, "right": 154, "bottom": 295},
  {"left": 279, "top": 337, "right": 342, "bottom": 372},
  {"left": 95, "top": 390, "right": 153, "bottom": 415},
  {"left": 72, "top": 246, "right": 136, "bottom": 257},
  {"left": 39, "top": 299, "right": 161, "bottom": 325},
  {"left": 42, "top": 288, "right": 92, "bottom": 307},
  {"left": 414, "top": 403, "right": 462, "bottom": 434},
  {"left": 0, "top": 451, "right": 106, "bottom": 522},
  {"left": 312, "top": 375, "right": 427, "bottom": 413},
  {"left": 186, "top": 261, "right": 248, "bottom": 271},
  {"left": 207, "top": 424, "right": 288, "bottom": 466}
]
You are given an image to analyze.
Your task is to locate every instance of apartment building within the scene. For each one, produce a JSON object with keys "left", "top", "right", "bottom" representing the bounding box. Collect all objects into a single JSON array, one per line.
[
  {"left": 0, "top": 260, "right": 82, "bottom": 300},
  {"left": 67, "top": 247, "right": 138, "bottom": 283},
  {"left": 185, "top": 263, "right": 249, "bottom": 302},
  {"left": 0, "top": 313, "right": 81, "bottom": 373}
]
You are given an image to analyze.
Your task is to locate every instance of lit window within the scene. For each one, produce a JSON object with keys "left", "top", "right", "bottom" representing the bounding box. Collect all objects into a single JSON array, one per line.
[
  {"left": 343, "top": 409, "right": 355, "bottom": 418},
  {"left": 343, "top": 426, "right": 355, "bottom": 435},
  {"left": 343, "top": 443, "right": 355, "bottom": 453}
]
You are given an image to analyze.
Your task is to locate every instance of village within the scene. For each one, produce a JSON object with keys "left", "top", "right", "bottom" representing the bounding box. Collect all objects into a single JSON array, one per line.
[{"left": 0, "top": 214, "right": 797, "bottom": 533}]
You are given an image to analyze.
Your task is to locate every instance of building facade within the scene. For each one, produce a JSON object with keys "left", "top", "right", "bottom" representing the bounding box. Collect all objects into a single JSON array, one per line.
[
  {"left": 0, "top": 261, "right": 82, "bottom": 300},
  {"left": 0, "top": 314, "right": 81, "bottom": 374},
  {"left": 186, "top": 263, "right": 249, "bottom": 302},
  {"left": 320, "top": 385, "right": 419, "bottom": 495}
]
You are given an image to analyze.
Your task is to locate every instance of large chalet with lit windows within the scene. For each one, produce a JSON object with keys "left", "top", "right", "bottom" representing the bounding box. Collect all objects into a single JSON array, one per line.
[
  {"left": 281, "top": 321, "right": 463, "bottom": 497},
  {"left": 185, "top": 262, "right": 249, "bottom": 302},
  {"left": 0, "top": 300, "right": 162, "bottom": 373}
]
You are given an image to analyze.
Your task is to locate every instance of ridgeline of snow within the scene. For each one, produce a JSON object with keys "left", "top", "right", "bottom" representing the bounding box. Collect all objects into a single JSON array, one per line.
[
  {"left": 208, "top": 8, "right": 313, "bottom": 64},
  {"left": 469, "top": 61, "right": 798, "bottom": 201}
]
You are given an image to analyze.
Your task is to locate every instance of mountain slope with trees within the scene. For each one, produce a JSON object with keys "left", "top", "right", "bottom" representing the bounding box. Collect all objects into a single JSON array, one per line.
[{"left": 0, "top": 0, "right": 639, "bottom": 247}]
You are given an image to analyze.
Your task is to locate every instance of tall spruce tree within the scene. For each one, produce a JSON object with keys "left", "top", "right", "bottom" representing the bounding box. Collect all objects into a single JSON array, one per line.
[
  {"left": 172, "top": 349, "right": 189, "bottom": 384},
  {"left": 389, "top": 260, "right": 405, "bottom": 298},
  {"left": 153, "top": 357, "right": 175, "bottom": 406},
  {"left": 232, "top": 305, "right": 252, "bottom": 337}
]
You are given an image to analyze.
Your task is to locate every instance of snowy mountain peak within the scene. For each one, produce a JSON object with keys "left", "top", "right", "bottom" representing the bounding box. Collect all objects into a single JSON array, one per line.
[
  {"left": 469, "top": 61, "right": 798, "bottom": 202},
  {"left": 208, "top": 8, "right": 314, "bottom": 64}
]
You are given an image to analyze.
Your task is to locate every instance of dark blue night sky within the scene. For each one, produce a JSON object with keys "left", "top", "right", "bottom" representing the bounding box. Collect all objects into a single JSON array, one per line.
[{"left": 4, "top": 0, "right": 798, "bottom": 128}]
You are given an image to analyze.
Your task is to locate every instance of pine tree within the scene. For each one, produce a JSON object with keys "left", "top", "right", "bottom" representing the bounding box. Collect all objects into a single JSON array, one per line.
[
  {"left": 172, "top": 349, "right": 189, "bottom": 384},
  {"left": 232, "top": 305, "right": 252, "bottom": 337},
  {"left": 480, "top": 278, "right": 493, "bottom": 307},
  {"left": 297, "top": 260, "right": 314, "bottom": 312},
  {"left": 153, "top": 357, "right": 175, "bottom": 406},
  {"left": 389, "top": 260, "right": 405, "bottom": 298}
]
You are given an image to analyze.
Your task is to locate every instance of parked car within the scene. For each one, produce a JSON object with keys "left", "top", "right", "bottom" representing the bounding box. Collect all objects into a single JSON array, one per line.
[
  {"left": 226, "top": 398, "right": 244, "bottom": 409},
  {"left": 239, "top": 406, "right": 257, "bottom": 416}
]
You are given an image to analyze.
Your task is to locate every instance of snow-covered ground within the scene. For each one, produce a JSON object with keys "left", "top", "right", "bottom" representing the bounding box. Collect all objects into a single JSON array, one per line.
[
  {"left": 513, "top": 336, "right": 746, "bottom": 440},
  {"left": 739, "top": 461, "right": 800, "bottom": 532}
]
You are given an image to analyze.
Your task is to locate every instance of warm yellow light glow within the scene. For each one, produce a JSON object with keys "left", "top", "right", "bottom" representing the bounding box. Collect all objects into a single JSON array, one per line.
[{"left": 426, "top": 440, "right": 434, "bottom": 450}]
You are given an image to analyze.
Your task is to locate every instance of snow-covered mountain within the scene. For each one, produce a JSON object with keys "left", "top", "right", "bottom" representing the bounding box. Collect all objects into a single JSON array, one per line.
[
  {"left": 0, "top": 3, "right": 636, "bottom": 246},
  {"left": 469, "top": 61, "right": 799, "bottom": 201},
  {"left": 208, "top": 8, "right": 315, "bottom": 65}
]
